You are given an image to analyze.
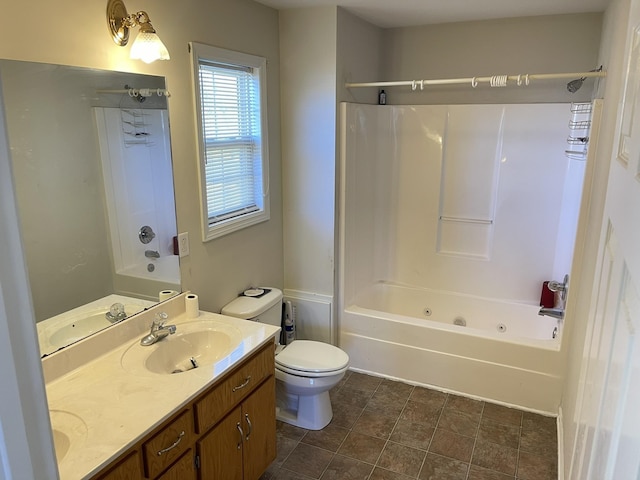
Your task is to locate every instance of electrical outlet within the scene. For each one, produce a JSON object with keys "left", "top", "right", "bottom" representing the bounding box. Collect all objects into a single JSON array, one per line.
[{"left": 178, "top": 232, "right": 190, "bottom": 257}]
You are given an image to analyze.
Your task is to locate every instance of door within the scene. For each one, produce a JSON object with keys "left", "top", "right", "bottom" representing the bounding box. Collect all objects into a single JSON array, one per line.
[{"left": 568, "top": 2, "right": 640, "bottom": 478}]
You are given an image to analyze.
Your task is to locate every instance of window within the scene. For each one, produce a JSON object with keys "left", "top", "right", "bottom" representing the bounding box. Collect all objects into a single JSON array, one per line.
[{"left": 190, "top": 43, "right": 270, "bottom": 241}]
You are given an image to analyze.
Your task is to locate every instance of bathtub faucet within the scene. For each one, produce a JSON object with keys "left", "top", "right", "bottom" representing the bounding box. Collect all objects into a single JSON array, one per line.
[{"left": 538, "top": 307, "right": 564, "bottom": 320}]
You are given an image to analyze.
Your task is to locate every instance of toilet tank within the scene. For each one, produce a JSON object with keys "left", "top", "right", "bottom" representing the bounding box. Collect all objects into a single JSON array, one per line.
[{"left": 221, "top": 288, "right": 283, "bottom": 327}]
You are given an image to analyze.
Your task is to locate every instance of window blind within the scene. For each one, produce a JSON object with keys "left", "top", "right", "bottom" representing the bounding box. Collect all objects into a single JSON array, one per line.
[{"left": 198, "top": 61, "right": 263, "bottom": 224}]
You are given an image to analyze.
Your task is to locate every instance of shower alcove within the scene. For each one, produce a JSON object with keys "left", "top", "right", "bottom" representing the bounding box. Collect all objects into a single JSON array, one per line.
[{"left": 339, "top": 101, "right": 599, "bottom": 411}]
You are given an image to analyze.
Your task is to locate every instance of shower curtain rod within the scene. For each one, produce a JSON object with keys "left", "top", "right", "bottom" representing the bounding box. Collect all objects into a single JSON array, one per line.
[
  {"left": 345, "top": 70, "right": 606, "bottom": 89},
  {"left": 96, "top": 87, "right": 171, "bottom": 97}
]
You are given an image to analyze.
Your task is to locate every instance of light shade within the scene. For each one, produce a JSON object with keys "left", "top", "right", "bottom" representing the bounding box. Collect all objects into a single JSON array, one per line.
[
  {"left": 106, "top": 0, "right": 170, "bottom": 63},
  {"left": 129, "top": 31, "right": 170, "bottom": 63}
]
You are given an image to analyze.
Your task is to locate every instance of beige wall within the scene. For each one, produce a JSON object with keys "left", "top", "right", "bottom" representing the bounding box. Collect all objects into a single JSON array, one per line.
[
  {"left": 379, "top": 13, "right": 603, "bottom": 105},
  {"left": 280, "top": 7, "right": 382, "bottom": 303},
  {"left": 1, "top": 61, "right": 114, "bottom": 321},
  {"left": 337, "top": 8, "right": 384, "bottom": 105},
  {"left": 0, "top": 0, "right": 284, "bottom": 314},
  {"left": 280, "top": 7, "right": 338, "bottom": 296}
]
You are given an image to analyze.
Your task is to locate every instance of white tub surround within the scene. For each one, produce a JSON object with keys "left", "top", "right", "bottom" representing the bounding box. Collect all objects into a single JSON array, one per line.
[
  {"left": 43, "top": 293, "right": 280, "bottom": 479},
  {"left": 339, "top": 102, "right": 581, "bottom": 413}
]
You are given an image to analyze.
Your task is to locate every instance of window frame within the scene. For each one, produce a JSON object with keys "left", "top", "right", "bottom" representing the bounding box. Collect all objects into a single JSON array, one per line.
[{"left": 190, "top": 42, "right": 270, "bottom": 241}]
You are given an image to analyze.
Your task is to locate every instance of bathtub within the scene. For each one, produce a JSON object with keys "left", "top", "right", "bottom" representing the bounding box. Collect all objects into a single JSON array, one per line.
[{"left": 339, "top": 282, "right": 563, "bottom": 413}]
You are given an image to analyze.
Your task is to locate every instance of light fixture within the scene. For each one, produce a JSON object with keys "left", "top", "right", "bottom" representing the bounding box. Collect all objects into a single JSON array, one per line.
[{"left": 106, "top": 0, "right": 170, "bottom": 64}]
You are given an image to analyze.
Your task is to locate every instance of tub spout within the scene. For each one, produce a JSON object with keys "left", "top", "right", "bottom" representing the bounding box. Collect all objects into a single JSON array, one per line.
[{"left": 538, "top": 307, "right": 564, "bottom": 320}]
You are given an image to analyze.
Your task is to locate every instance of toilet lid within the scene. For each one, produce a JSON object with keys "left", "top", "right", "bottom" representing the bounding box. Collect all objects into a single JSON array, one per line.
[{"left": 275, "top": 340, "right": 349, "bottom": 374}]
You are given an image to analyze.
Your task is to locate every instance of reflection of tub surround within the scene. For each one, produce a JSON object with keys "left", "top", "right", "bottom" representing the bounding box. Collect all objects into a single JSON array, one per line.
[
  {"left": 139, "top": 312, "right": 176, "bottom": 346},
  {"left": 95, "top": 108, "right": 180, "bottom": 285}
]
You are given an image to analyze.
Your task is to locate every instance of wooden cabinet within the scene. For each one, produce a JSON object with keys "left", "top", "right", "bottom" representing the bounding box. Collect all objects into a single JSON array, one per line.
[
  {"left": 89, "top": 342, "right": 276, "bottom": 480},
  {"left": 94, "top": 451, "right": 142, "bottom": 480},
  {"left": 194, "top": 344, "right": 273, "bottom": 434},
  {"left": 156, "top": 450, "right": 196, "bottom": 480},
  {"left": 197, "top": 378, "right": 276, "bottom": 480}
]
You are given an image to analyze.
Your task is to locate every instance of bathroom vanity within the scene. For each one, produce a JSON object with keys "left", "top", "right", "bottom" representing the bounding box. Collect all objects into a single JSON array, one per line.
[{"left": 43, "top": 294, "right": 280, "bottom": 480}]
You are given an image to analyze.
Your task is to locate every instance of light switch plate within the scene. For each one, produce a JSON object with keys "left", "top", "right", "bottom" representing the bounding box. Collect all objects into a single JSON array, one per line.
[{"left": 178, "top": 232, "right": 190, "bottom": 257}]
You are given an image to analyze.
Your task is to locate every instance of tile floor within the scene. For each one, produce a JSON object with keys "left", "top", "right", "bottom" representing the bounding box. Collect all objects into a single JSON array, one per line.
[{"left": 261, "top": 371, "right": 558, "bottom": 480}]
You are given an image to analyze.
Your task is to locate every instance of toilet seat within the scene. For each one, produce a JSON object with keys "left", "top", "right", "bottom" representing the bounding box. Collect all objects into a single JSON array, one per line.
[{"left": 276, "top": 340, "right": 349, "bottom": 377}]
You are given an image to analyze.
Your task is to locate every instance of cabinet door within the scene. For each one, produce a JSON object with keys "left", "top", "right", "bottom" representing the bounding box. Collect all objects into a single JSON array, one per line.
[
  {"left": 197, "top": 406, "right": 243, "bottom": 480},
  {"left": 156, "top": 449, "right": 196, "bottom": 480},
  {"left": 241, "top": 378, "right": 276, "bottom": 480}
]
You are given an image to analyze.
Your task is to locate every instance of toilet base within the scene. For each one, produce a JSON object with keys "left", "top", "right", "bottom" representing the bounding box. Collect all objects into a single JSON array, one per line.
[{"left": 276, "top": 387, "right": 333, "bottom": 430}]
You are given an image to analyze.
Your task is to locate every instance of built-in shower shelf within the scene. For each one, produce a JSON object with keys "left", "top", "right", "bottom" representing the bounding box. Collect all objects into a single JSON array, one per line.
[{"left": 121, "top": 109, "right": 155, "bottom": 147}]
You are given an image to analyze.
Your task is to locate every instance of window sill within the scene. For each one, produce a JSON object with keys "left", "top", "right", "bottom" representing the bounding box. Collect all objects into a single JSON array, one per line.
[{"left": 203, "top": 209, "right": 270, "bottom": 242}]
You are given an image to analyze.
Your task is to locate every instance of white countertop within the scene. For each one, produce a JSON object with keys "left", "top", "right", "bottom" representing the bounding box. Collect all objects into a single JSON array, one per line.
[{"left": 44, "top": 296, "right": 279, "bottom": 480}]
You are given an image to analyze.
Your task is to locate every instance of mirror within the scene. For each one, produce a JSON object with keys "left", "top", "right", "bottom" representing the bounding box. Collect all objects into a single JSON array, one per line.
[{"left": 0, "top": 60, "right": 181, "bottom": 356}]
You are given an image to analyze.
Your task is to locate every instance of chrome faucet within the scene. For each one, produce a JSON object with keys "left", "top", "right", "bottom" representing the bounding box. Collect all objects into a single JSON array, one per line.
[
  {"left": 145, "top": 249, "right": 160, "bottom": 258},
  {"left": 140, "top": 312, "right": 176, "bottom": 346},
  {"left": 538, "top": 307, "right": 565, "bottom": 320},
  {"left": 105, "top": 302, "right": 127, "bottom": 323}
]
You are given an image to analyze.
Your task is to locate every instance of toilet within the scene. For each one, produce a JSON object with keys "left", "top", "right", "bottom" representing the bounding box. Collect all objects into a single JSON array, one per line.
[{"left": 222, "top": 288, "right": 349, "bottom": 430}]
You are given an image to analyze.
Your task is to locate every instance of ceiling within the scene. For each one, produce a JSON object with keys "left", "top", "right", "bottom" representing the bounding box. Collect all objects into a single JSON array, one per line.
[{"left": 253, "top": 0, "right": 611, "bottom": 28}]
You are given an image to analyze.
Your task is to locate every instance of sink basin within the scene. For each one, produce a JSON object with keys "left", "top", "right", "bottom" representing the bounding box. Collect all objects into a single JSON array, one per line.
[
  {"left": 52, "top": 429, "right": 70, "bottom": 462},
  {"left": 47, "top": 304, "right": 146, "bottom": 348},
  {"left": 121, "top": 320, "right": 244, "bottom": 375},
  {"left": 49, "top": 410, "right": 88, "bottom": 463}
]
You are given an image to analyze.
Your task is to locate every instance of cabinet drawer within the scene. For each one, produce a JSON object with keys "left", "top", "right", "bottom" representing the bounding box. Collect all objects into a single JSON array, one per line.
[
  {"left": 94, "top": 451, "right": 142, "bottom": 479},
  {"left": 194, "top": 342, "right": 274, "bottom": 433},
  {"left": 143, "top": 409, "right": 194, "bottom": 478}
]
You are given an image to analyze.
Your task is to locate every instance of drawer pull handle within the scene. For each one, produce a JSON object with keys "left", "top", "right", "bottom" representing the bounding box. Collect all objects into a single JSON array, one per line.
[
  {"left": 236, "top": 422, "right": 244, "bottom": 449},
  {"left": 156, "top": 430, "right": 185, "bottom": 456},
  {"left": 232, "top": 375, "right": 252, "bottom": 392},
  {"left": 244, "top": 414, "right": 253, "bottom": 440}
]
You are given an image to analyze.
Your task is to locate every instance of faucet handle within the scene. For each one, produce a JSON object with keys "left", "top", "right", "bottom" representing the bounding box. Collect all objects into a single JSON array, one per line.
[
  {"left": 548, "top": 274, "right": 569, "bottom": 301},
  {"left": 153, "top": 312, "right": 168, "bottom": 327}
]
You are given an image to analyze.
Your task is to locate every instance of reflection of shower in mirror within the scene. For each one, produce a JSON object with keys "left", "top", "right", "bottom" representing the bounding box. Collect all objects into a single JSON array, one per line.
[
  {"left": 95, "top": 107, "right": 180, "bottom": 291},
  {"left": 0, "top": 59, "right": 181, "bottom": 356}
]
